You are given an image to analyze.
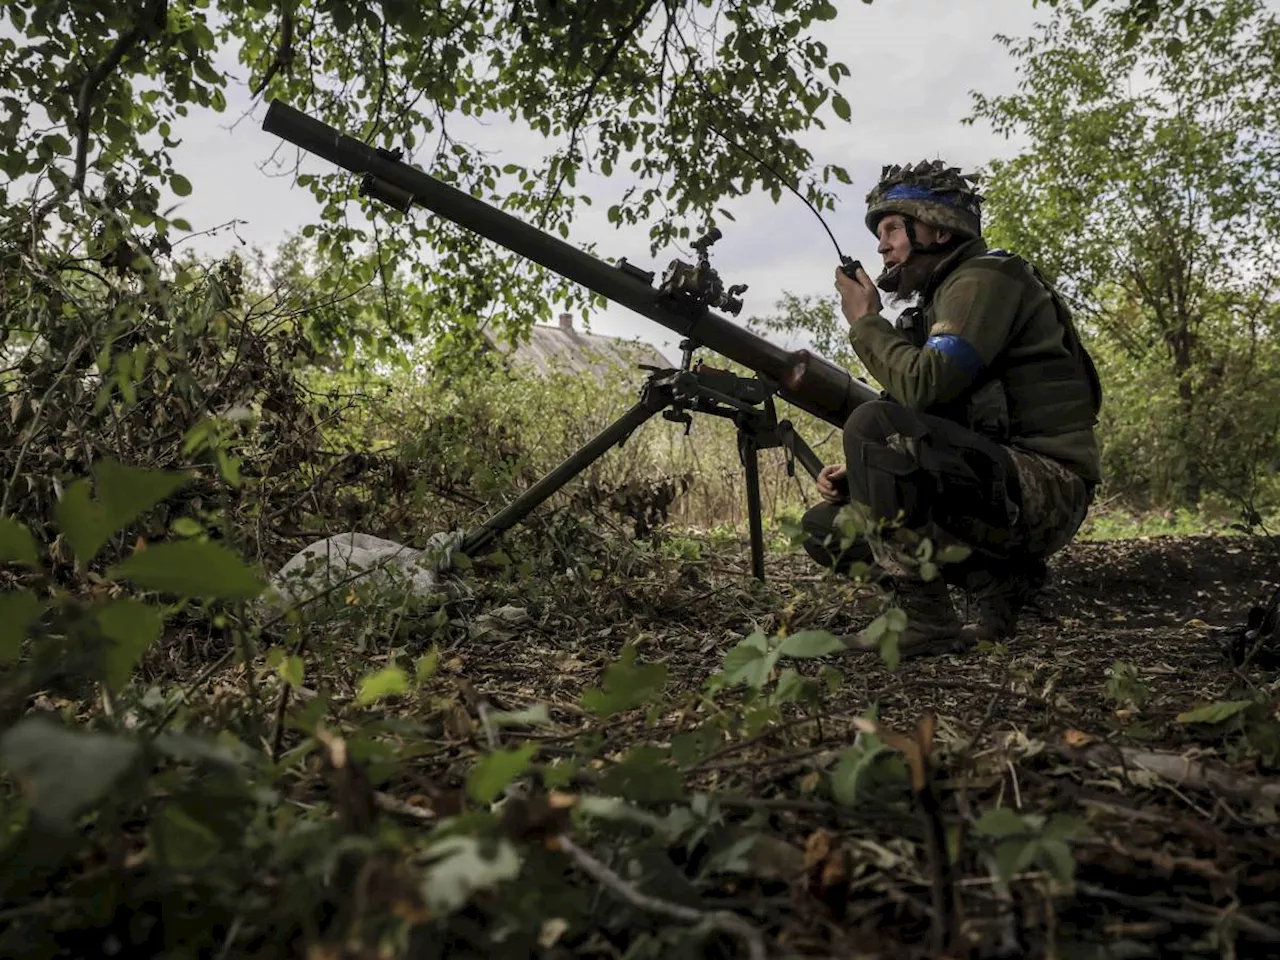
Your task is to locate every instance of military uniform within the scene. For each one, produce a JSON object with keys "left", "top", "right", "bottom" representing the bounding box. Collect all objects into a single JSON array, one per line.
[{"left": 803, "top": 164, "right": 1102, "bottom": 655}]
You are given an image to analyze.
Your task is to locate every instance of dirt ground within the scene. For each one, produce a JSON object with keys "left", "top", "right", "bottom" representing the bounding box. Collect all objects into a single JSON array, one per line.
[{"left": 430, "top": 532, "right": 1280, "bottom": 959}]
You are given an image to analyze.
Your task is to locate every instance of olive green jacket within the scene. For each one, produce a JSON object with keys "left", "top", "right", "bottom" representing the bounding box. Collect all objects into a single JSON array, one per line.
[{"left": 848, "top": 239, "right": 1102, "bottom": 485}]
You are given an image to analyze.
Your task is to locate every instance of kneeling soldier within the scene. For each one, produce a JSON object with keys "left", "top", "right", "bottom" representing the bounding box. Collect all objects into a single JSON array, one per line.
[{"left": 804, "top": 160, "right": 1102, "bottom": 658}]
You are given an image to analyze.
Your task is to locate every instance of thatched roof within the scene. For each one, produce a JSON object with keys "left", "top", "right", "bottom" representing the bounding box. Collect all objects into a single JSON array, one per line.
[{"left": 486, "top": 314, "right": 671, "bottom": 379}]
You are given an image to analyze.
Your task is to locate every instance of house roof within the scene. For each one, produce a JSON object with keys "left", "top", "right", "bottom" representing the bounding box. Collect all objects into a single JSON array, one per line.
[{"left": 486, "top": 317, "right": 671, "bottom": 379}]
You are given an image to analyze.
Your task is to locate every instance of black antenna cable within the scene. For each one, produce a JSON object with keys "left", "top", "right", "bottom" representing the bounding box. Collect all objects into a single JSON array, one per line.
[{"left": 704, "top": 120, "right": 862, "bottom": 280}]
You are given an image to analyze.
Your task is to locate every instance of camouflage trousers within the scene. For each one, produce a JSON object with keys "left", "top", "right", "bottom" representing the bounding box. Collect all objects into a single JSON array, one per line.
[
  {"left": 802, "top": 400, "right": 1092, "bottom": 584},
  {"left": 1003, "top": 445, "right": 1093, "bottom": 557}
]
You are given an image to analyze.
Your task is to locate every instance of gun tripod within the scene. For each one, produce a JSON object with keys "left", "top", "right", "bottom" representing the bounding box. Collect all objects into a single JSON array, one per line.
[{"left": 458, "top": 339, "right": 825, "bottom": 580}]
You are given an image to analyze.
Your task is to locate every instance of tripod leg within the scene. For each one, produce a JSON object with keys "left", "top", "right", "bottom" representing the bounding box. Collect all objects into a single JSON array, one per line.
[
  {"left": 778, "top": 420, "right": 825, "bottom": 481},
  {"left": 741, "top": 432, "right": 766, "bottom": 581},
  {"left": 460, "top": 394, "right": 668, "bottom": 557}
]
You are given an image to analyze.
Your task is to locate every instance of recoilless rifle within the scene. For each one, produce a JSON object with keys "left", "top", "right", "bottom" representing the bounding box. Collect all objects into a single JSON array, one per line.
[{"left": 262, "top": 100, "right": 878, "bottom": 579}]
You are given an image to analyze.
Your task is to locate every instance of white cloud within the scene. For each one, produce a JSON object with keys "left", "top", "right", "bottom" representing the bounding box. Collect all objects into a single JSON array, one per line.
[{"left": 170, "top": 0, "right": 1048, "bottom": 362}]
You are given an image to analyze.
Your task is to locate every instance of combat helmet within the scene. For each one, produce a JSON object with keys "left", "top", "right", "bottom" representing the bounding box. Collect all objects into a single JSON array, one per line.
[{"left": 865, "top": 160, "right": 983, "bottom": 240}]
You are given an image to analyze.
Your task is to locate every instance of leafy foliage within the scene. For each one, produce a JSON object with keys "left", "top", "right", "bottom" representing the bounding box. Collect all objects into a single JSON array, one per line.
[
  {"left": 2, "top": 0, "right": 859, "bottom": 359},
  {"left": 3, "top": 2, "right": 1280, "bottom": 957},
  {"left": 56, "top": 460, "right": 191, "bottom": 564},
  {"left": 971, "top": 0, "right": 1280, "bottom": 509},
  {"left": 580, "top": 643, "right": 668, "bottom": 718},
  {"left": 974, "top": 807, "right": 1092, "bottom": 889}
]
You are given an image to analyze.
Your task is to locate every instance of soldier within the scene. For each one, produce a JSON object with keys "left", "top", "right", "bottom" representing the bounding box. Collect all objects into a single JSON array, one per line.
[{"left": 803, "top": 160, "right": 1102, "bottom": 658}]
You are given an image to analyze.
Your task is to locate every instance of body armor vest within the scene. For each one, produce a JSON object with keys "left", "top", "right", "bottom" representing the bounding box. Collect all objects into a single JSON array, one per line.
[{"left": 922, "top": 251, "right": 1102, "bottom": 442}]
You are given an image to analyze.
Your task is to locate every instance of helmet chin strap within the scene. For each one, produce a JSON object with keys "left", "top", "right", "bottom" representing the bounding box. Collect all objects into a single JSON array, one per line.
[
  {"left": 876, "top": 217, "right": 952, "bottom": 293},
  {"left": 903, "top": 216, "right": 950, "bottom": 255}
]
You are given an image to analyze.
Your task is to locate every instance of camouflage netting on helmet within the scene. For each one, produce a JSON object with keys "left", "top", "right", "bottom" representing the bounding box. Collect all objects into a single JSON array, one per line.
[{"left": 865, "top": 160, "right": 984, "bottom": 239}]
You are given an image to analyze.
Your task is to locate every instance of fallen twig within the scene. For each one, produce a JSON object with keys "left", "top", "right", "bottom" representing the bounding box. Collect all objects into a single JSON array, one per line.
[
  {"left": 557, "top": 835, "right": 770, "bottom": 960},
  {"left": 1072, "top": 744, "right": 1280, "bottom": 804},
  {"left": 1079, "top": 883, "right": 1280, "bottom": 943},
  {"left": 373, "top": 792, "right": 436, "bottom": 822}
]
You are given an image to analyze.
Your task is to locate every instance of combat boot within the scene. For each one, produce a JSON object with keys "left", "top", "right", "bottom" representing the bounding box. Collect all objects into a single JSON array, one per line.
[
  {"left": 962, "top": 565, "right": 1042, "bottom": 643},
  {"left": 843, "top": 577, "right": 969, "bottom": 659}
]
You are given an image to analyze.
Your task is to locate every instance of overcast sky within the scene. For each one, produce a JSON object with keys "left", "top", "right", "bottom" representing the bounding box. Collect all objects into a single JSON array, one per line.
[{"left": 170, "top": 0, "right": 1052, "bottom": 362}]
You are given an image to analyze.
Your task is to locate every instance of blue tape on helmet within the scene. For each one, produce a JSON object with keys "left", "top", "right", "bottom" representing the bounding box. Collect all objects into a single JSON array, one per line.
[{"left": 883, "top": 184, "right": 964, "bottom": 208}]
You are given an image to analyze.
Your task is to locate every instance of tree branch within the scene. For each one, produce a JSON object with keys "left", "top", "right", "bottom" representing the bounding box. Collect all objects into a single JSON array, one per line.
[
  {"left": 537, "top": 0, "right": 660, "bottom": 227},
  {"left": 251, "top": 1, "right": 296, "bottom": 98},
  {"left": 71, "top": 0, "right": 168, "bottom": 195}
]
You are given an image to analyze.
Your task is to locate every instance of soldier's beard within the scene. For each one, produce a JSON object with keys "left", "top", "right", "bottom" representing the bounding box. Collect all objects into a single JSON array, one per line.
[{"left": 877, "top": 252, "right": 946, "bottom": 306}]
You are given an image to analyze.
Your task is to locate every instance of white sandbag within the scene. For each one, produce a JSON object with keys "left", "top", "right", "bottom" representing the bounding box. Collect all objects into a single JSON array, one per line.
[{"left": 265, "top": 530, "right": 464, "bottom": 614}]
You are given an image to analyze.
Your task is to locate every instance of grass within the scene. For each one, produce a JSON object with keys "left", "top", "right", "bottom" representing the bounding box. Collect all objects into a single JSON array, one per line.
[{"left": 1076, "top": 502, "right": 1279, "bottom": 541}]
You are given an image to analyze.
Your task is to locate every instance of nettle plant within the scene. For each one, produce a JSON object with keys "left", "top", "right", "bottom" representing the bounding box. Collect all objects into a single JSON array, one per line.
[
  {"left": 0, "top": 462, "right": 270, "bottom": 944},
  {"left": 0, "top": 453, "right": 882, "bottom": 957},
  {"left": 0, "top": 450, "right": 1020, "bottom": 958}
]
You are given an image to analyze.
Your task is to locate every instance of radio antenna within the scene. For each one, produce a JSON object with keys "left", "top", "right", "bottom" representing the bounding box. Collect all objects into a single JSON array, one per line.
[{"left": 704, "top": 120, "right": 860, "bottom": 277}]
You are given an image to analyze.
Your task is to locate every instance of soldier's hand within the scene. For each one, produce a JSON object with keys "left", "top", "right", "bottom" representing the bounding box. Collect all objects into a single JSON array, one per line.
[
  {"left": 816, "top": 464, "right": 850, "bottom": 504},
  {"left": 835, "top": 264, "right": 882, "bottom": 325}
]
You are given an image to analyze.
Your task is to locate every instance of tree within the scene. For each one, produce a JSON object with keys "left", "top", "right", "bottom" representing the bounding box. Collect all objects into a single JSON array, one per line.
[
  {"left": 1, "top": 0, "right": 859, "bottom": 359},
  {"left": 970, "top": 0, "right": 1280, "bottom": 506},
  {"left": 1034, "top": 0, "right": 1220, "bottom": 46}
]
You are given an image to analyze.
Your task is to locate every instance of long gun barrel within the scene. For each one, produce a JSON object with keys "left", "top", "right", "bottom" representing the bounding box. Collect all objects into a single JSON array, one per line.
[{"left": 261, "top": 100, "right": 878, "bottom": 427}]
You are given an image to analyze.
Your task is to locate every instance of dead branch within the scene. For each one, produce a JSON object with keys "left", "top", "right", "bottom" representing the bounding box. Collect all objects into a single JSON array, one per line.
[
  {"left": 1073, "top": 743, "right": 1280, "bottom": 804},
  {"left": 1079, "top": 883, "right": 1280, "bottom": 943},
  {"left": 557, "top": 835, "right": 769, "bottom": 960},
  {"left": 373, "top": 791, "right": 436, "bottom": 822}
]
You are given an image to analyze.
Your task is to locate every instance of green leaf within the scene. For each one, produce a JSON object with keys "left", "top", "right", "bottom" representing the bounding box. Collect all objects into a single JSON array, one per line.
[
  {"left": 0, "top": 590, "right": 44, "bottom": 662},
  {"left": 860, "top": 615, "right": 889, "bottom": 646},
  {"left": 1039, "top": 838, "right": 1077, "bottom": 887},
  {"left": 975, "top": 806, "right": 1030, "bottom": 838},
  {"left": 671, "top": 723, "right": 723, "bottom": 767},
  {"left": 0, "top": 516, "right": 40, "bottom": 567},
  {"left": 57, "top": 461, "right": 190, "bottom": 563},
  {"left": 580, "top": 644, "right": 667, "bottom": 717},
  {"left": 994, "top": 838, "right": 1040, "bottom": 881},
  {"left": 170, "top": 173, "right": 193, "bottom": 196},
  {"left": 832, "top": 94, "right": 852, "bottom": 122},
  {"left": 170, "top": 517, "right": 202, "bottom": 537},
  {"left": 937, "top": 544, "right": 972, "bottom": 564},
  {"left": 718, "top": 630, "right": 779, "bottom": 690},
  {"left": 421, "top": 835, "right": 521, "bottom": 914},
  {"left": 830, "top": 736, "right": 886, "bottom": 805},
  {"left": 109, "top": 539, "right": 263, "bottom": 600},
  {"left": 597, "top": 745, "right": 682, "bottom": 802},
  {"left": 773, "top": 666, "right": 818, "bottom": 705},
  {"left": 467, "top": 742, "right": 537, "bottom": 803},
  {"left": 356, "top": 666, "right": 409, "bottom": 706},
  {"left": 880, "top": 630, "right": 901, "bottom": 670},
  {"left": 0, "top": 718, "right": 140, "bottom": 831},
  {"left": 279, "top": 655, "right": 304, "bottom": 687},
  {"left": 1175, "top": 699, "right": 1253, "bottom": 724},
  {"left": 415, "top": 646, "right": 441, "bottom": 684},
  {"left": 96, "top": 597, "right": 163, "bottom": 691},
  {"left": 151, "top": 804, "right": 222, "bottom": 868},
  {"left": 778, "top": 629, "right": 844, "bottom": 658},
  {"left": 1042, "top": 814, "right": 1092, "bottom": 843}
]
